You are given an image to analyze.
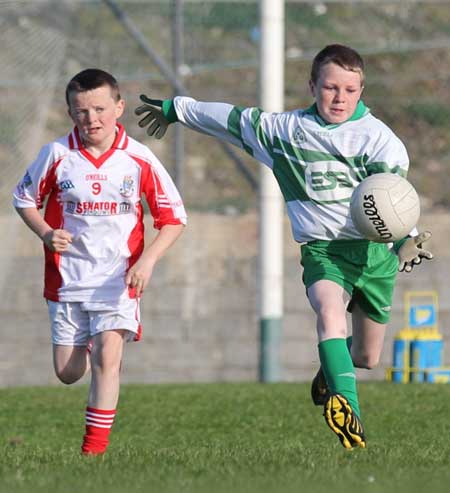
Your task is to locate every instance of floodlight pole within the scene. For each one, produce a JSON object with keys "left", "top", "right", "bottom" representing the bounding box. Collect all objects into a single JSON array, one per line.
[
  {"left": 258, "top": 0, "right": 285, "bottom": 382},
  {"left": 172, "top": 0, "right": 185, "bottom": 192}
]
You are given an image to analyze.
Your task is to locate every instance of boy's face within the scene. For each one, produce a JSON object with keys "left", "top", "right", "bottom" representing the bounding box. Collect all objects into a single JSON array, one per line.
[
  {"left": 309, "top": 62, "right": 364, "bottom": 124},
  {"left": 68, "top": 85, "right": 124, "bottom": 148}
]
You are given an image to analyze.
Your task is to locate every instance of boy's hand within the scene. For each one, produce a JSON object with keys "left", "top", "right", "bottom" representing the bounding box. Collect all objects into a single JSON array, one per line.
[
  {"left": 43, "top": 229, "right": 73, "bottom": 253},
  {"left": 125, "top": 260, "right": 155, "bottom": 297},
  {"left": 398, "top": 231, "right": 433, "bottom": 272},
  {"left": 135, "top": 95, "right": 168, "bottom": 139}
]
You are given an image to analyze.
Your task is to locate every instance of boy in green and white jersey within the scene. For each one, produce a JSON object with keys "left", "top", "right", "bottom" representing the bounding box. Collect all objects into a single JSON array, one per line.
[{"left": 135, "top": 44, "right": 433, "bottom": 449}]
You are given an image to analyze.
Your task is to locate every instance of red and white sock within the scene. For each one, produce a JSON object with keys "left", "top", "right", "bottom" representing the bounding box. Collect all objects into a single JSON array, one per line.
[{"left": 81, "top": 407, "right": 116, "bottom": 455}]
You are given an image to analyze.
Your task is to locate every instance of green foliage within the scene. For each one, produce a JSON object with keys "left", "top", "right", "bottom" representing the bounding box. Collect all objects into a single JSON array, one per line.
[
  {"left": 285, "top": 3, "right": 336, "bottom": 34},
  {"left": 186, "top": 4, "right": 258, "bottom": 31},
  {"left": 1, "top": 382, "right": 450, "bottom": 493},
  {"left": 406, "top": 102, "right": 450, "bottom": 128}
]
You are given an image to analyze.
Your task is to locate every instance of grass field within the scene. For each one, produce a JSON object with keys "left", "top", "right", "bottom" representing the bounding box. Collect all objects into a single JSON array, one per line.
[{"left": 1, "top": 382, "right": 450, "bottom": 493}]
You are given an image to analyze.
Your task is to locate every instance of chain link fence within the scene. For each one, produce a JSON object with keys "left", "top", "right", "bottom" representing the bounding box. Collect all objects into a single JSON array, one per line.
[
  {"left": 2, "top": 0, "right": 450, "bottom": 214},
  {"left": 1, "top": 0, "right": 450, "bottom": 385}
]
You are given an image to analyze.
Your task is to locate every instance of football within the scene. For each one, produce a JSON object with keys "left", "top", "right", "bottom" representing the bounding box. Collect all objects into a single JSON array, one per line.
[{"left": 350, "top": 173, "right": 420, "bottom": 243}]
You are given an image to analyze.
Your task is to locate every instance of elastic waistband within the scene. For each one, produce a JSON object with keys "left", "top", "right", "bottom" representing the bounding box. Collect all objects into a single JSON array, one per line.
[{"left": 305, "top": 239, "right": 372, "bottom": 249}]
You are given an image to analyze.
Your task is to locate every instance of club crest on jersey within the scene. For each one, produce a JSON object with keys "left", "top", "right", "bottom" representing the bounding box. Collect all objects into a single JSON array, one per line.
[
  {"left": 119, "top": 175, "right": 135, "bottom": 197},
  {"left": 293, "top": 126, "right": 306, "bottom": 144}
]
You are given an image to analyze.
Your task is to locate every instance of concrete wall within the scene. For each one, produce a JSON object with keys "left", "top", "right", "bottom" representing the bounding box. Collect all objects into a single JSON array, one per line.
[{"left": 1, "top": 211, "right": 448, "bottom": 387}]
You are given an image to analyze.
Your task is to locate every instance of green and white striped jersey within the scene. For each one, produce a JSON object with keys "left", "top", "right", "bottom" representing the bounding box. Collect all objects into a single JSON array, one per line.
[{"left": 173, "top": 97, "right": 409, "bottom": 243}]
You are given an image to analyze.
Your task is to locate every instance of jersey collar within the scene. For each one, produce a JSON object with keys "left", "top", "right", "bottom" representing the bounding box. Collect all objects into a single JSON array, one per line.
[
  {"left": 68, "top": 123, "right": 129, "bottom": 168},
  {"left": 304, "top": 100, "right": 370, "bottom": 129}
]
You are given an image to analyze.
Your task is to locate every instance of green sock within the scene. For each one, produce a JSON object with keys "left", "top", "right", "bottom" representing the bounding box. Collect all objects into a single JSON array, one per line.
[{"left": 319, "top": 338, "right": 360, "bottom": 417}]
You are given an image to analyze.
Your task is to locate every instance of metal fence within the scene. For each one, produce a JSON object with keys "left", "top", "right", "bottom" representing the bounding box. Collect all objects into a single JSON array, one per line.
[
  {"left": 2, "top": 0, "right": 450, "bottom": 214},
  {"left": 1, "top": 0, "right": 450, "bottom": 386}
]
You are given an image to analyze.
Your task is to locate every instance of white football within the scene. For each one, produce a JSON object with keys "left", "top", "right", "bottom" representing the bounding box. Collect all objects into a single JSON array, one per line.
[{"left": 350, "top": 173, "right": 420, "bottom": 243}]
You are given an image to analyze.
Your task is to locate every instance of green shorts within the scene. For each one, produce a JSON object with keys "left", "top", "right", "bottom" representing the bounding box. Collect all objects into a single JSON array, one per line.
[{"left": 300, "top": 239, "right": 399, "bottom": 324}]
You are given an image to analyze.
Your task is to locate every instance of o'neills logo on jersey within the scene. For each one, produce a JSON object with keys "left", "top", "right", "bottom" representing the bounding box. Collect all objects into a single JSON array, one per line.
[
  {"left": 65, "top": 201, "right": 132, "bottom": 216},
  {"left": 362, "top": 194, "right": 393, "bottom": 240},
  {"left": 85, "top": 173, "right": 108, "bottom": 181}
]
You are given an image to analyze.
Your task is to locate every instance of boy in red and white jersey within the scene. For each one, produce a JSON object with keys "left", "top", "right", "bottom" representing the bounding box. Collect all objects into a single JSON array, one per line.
[{"left": 13, "top": 69, "right": 186, "bottom": 455}]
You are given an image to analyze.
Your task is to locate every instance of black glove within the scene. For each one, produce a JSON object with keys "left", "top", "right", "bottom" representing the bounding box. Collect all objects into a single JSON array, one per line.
[
  {"left": 397, "top": 231, "right": 433, "bottom": 273},
  {"left": 135, "top": 95, "right": 169, "bottom": 139}
]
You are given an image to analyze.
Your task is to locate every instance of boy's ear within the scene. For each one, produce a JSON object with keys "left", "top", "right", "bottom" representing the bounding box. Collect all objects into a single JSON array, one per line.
[
  {"left": 308, "top": 79, "right": 315, "bottom": 96},
  {"left": 115, "top": 99, "right": 125, "bottom": 118}
]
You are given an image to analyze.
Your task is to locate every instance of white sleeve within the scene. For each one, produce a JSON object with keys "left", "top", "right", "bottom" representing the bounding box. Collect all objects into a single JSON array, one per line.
[
  {"left": 173, "top": 96, "right": 278, "bottom": 169},
  {"left": 367, "top": 129, "right": 410, "bottom": 176},
  {"left": 13, "top": 143, "right": 58, "bottom": 209}
]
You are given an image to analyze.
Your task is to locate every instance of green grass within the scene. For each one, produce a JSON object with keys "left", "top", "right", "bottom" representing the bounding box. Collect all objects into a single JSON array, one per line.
[{"left": 1, "top": 382, "right": 450, "bottom": 493}]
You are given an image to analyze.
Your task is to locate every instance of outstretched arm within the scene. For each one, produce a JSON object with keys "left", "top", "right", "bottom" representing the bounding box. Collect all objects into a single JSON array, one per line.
[
  {"left": 135, "top": 95, "right": 276, "bottom": 168},
  {"left": 136, "top": 95, "right": 240, "bottom": 144}
]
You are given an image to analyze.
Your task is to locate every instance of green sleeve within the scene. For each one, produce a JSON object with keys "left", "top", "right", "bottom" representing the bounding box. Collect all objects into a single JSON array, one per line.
[{"left": 162, "top": 100, "right": 179, "bottom": 123}]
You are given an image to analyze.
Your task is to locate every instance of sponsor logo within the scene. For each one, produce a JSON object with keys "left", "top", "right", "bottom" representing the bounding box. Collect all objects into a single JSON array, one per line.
[
  {"left": 381, "top": 306, "right": 392, "bottom": 312},
  {"left": 66, "top": 201, "right": 76, "bottom": 214},
  {"left": 118, "top": 201, "right": 131, "bottom": 214},
  {"left": 305, "top": 165, "right": 357, "bottom": 203},
  {"left": 314, "top": 131, "right": 332, "bottom": 138},
  {"left": 59, "top": 179, "right": 75, "bottom": 190},
  {"left": 311, "top": 170, "right": 353, "bottom": 191},
  {"left": 120, "top": 175, "right": 135, "bottom": 197},
  {"left": 65, "top": 201, "right": 132, "bottom": 216},
  {"left": 362, "top": 194, "right": 393, "bottom": 240}
]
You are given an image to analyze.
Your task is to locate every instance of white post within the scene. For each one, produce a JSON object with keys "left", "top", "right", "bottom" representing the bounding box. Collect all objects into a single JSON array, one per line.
[{"left": 259, "top": 0, "right": 285, "bottom": 382}]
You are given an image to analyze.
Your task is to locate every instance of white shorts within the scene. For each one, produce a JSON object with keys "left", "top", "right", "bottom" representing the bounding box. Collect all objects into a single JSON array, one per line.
[{"left": 48, "top": 299, "right": 142, "bottom": 346}]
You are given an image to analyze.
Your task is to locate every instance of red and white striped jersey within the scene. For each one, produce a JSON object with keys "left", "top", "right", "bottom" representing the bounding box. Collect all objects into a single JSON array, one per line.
[{"left": 13, "top": 123, "right": 187, "bottom": 302}]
